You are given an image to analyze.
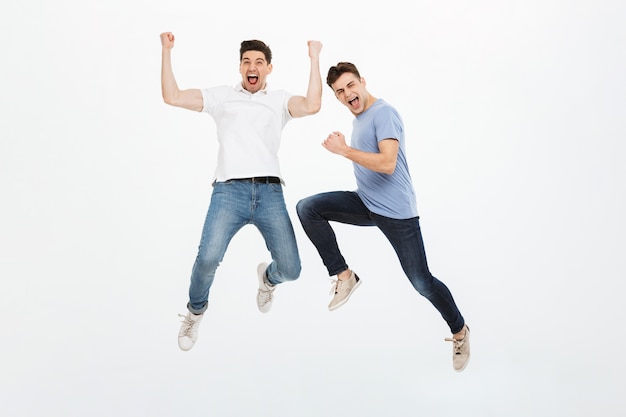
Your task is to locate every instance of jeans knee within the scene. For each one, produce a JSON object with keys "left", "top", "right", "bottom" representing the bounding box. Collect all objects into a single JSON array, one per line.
[
  {"left": 296, "top": 198, "right": 314, "bottom": 220},
  {"left": 194, "top": 253, "right": 220, "bottom": 275},
  {"left": 409, "top": 275, "right": 434, "bottom": 296},
  {"left": 285, "top": 262, "right": 301, "bottom": 281},
  {"left": 295, "top": 199, "right": 306, "bottom": 218}
]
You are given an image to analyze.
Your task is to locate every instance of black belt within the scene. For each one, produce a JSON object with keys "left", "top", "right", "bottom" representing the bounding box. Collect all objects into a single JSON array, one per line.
[{"left": 230, "top": 176, "right": 281, "bottom": 184}]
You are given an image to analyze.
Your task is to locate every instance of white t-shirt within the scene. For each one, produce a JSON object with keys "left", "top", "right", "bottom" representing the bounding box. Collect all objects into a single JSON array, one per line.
[{"left": 201, "top": 84, "right": 293, "bottom": 182}]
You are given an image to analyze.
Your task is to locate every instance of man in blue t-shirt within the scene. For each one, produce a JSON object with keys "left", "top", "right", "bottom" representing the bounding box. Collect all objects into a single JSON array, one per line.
[{"left": 296, "top": 62, "right": 470, "bottom": 372}]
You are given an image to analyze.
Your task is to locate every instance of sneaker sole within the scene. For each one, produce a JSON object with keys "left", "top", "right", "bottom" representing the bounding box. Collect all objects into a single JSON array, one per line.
[
  {"left": 455, "top": 357, "right": 470, "bottom": 372},
  {"left": 328, "top": 278, "right": 362, "bottom": 311}
]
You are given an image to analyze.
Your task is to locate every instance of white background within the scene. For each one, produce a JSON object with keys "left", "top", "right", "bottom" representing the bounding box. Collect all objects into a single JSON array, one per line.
[{"left": 1, "top": 1, "right": 625, "bottom": 416}]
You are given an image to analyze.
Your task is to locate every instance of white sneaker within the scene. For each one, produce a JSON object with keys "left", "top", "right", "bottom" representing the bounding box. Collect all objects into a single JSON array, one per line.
[
  {"left": 178, "top": 312, "right": 203, "bottom": 351},
  {"left": 328, "top": 270, "right": 362, "bottom": 311},
  {"left": 445, "top": 325, "right": 470, "bottom": 372},
  {"left": 257, "top": 262, "right": 275, "bottom": 313}
]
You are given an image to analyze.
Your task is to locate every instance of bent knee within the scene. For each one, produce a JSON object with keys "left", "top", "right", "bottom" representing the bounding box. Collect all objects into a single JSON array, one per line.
[
  {"left": 285, "top": 263, "right": 302, "bottom": 281},
  {"left": 295, "top": 199, "right": 309, "bottom": 218}
]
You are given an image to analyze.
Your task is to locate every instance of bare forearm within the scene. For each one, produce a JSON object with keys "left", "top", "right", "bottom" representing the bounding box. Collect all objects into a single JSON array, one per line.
[
  {"left": 160, "top": 47, "right": 203, "bottom": 111},
  {"left": 341, "top": 147, "right": 397, "bottom": 174},
  {"left": 161, "top": 48, "right": 180, "bottom": 104},
  {"left": 304, "top": 54, "right": 322, "bottom": 113},
  {"left": 323, "top": 133, "right": 398, "bottom": 175}
]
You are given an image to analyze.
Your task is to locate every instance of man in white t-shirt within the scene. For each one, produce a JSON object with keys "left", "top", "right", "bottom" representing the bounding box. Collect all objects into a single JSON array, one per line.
[
  {"left": 160, "top": 32, "right": 322, "bottom": 351},
  {"left": 296, "top": 62, "right": 470, "bottom": 372}
]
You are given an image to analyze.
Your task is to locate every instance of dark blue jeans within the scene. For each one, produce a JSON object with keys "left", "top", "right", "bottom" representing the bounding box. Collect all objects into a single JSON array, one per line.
[{"left": 296, "top": 191, "right": 465, "bottom": 333}]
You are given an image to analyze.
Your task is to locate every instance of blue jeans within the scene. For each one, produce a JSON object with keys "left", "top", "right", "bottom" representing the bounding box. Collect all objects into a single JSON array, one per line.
[
  {"left": 187, "top": 181, "right": 301, "bottom": 314},
  {"left": 296, "top": 191, "right": 465, "bottom": 333}
]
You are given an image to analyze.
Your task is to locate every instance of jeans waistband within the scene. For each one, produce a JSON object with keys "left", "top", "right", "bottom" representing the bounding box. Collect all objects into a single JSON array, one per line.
[{"left": 229, "top": 176, "right": 281, "bottom": 184}]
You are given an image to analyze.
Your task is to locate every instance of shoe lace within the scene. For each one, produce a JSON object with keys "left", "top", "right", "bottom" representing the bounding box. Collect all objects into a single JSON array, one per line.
[
  {"left": 329, "top": 278, "right": 341, "bottom": 295},
  {"left": 178, "top": 314, "right": 195, "bottom": 337},
  {"left": 444, "top": 337, "right": 465, "bottom": 354},
  {"left": 258, "top": 285, "right": 275, "bottom": 305}
]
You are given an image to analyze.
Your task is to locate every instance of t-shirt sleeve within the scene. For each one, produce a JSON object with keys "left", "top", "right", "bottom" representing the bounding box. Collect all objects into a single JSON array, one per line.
[
  {"left": 282, "top": 90, "right": 294, "bottom": 122},
  {"left": 374, "top": 106, "right": 403, "bottom": 143},
  {"left": 201, "top": 86, "right": 230, "bottom": 114}
]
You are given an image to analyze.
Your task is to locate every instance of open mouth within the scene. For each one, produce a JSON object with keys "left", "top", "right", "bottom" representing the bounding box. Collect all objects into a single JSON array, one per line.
[
  {"left": 247, "top": 74, "right": 259, "bottom": 85},
  {"left": 348, "top": 96, "right": 359, "bottom": 108}
]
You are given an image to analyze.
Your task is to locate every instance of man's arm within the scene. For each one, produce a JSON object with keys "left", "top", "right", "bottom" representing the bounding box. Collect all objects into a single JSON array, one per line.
[
  {"left": 160, "top": 32, "right": 203, "bottom": 112},
  {"left": 287, "top": 40, "right": 323, "bottom": 118},
  {"left": 322, "top": 131, "right": 399, "bottom": 175}
]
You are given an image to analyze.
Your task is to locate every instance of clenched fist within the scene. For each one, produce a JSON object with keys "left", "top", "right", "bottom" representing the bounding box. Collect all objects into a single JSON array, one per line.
[{"left": 160, "top": 32, "right": 175, "bottom": 49}]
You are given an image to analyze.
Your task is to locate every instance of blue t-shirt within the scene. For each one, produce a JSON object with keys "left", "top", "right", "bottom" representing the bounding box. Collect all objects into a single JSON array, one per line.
[{"left": 352, "top": 99, "right": 418, "bottom": 219}]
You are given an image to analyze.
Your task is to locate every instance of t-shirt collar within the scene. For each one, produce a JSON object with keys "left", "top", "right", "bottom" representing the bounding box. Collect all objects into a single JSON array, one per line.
[{"left": 235, "top": 82, "right": 269, "bottom": 96}]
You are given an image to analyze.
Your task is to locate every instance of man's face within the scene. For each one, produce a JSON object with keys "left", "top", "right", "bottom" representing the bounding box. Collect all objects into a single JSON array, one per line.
[
  {"left": 239, "top": 50, "right": 273, "bottom": 93},
  {"left": 331, "top": 72, "right": 370, "bottom": 115}
]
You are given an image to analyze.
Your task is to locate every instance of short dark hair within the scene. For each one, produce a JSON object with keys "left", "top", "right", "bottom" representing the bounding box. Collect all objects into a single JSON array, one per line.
[
  {"left": 239, "top": 40, "right": 272, "bottom": 64},
  {"left": 327, "top": 62, "right": 361, "bottom": 88}
]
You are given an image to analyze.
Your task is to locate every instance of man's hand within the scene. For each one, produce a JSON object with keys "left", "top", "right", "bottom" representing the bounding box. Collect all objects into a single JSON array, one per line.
[
  {"left": 307, "top": 40, "right": 322, "bottom": 59},
  {"left": 160, "top": 32, "right": 175, "bottom": 49},
  {"left": 322, "top": 131, "right": 349, "bottom": 156},
  {"left": 323, "top": 131, "right": 399, "bottom": 174}
]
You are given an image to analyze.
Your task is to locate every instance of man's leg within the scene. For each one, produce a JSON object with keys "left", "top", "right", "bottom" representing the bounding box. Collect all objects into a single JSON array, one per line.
[
  {"left": 254, "top": 183, "right": 301, "bottom": 286},
  {"left": 253, "top": 182, "right": 301, "bottom": 312},
  {"left": 187, "top": 182, "right": 248, "bottom": 314},
  {"left": 179, "top": 182, "right": 247, "bottom": 351},
  {"left": 296, "top": 191, "right": 373, "bottom": 310},
  {"left": 374, "top": 214, "right": 465, "bottom": 332},
  {"left": 374, "top": 214, "right": 470, "bottom": 371},
  {"left": 296, "top": 191, "right": 373, "bottom": 275}
]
